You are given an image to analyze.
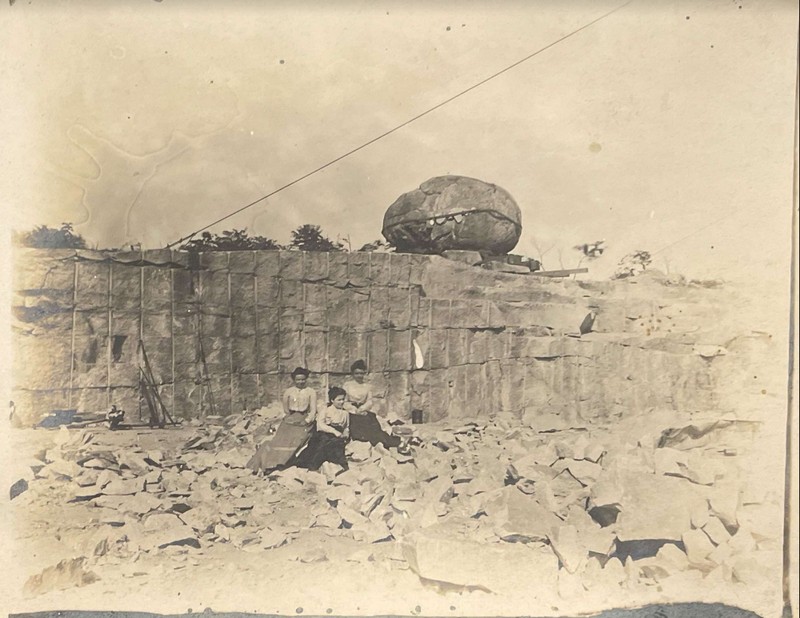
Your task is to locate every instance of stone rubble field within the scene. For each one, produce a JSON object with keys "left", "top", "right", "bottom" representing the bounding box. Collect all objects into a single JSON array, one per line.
[{"left": 4, "top": 400, "right": 786, "bottom": 618}]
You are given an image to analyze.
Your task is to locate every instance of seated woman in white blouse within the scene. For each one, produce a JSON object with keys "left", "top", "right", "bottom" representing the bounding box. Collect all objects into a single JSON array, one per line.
[
  {"left": 294, "top": 386, "right": 350, "bottom": 471},
  {"left": 342, "top": 360, "right": 402, "bottom": 449},
  {"left": 247, "top": 366, "right": 317, "bottom": 473}
]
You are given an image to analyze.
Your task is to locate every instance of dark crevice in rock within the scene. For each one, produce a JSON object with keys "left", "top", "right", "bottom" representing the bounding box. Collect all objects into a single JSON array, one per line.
[
  {"left": 589, "top": 505, "right": 621, "bottom": 527},
  {"left": 612, "top": 539, "right": 685, "bottom": 562}
]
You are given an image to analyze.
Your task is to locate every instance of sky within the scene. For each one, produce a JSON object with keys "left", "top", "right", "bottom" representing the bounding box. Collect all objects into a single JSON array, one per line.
[{"left": 1, "top": 0, "right": 797, "bottom": 290}]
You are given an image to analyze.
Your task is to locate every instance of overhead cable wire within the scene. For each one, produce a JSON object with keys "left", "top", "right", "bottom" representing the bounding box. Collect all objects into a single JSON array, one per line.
[{"left": 166, "top": 0, "right": 634, "bottom": 249}]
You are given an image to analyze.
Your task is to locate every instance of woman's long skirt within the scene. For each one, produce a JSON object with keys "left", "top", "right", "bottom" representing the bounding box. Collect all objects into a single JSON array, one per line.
[
  {"left": 349, "top": 412, "right": 401, "bottom": 448},
  {"left": 293, "top": 431, "right": 348, "bottom": 471},
  {"left": 247, "top": 413, "right": 313, "bottom": 473}
]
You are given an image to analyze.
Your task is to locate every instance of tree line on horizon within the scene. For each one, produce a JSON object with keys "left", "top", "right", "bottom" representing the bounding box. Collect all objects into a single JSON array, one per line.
[
  {"left": 14, "top": 223, "right": 652, "bottom": 278},
  {"left": 14, "top": 223, "right": 391, "bottom": 253}
]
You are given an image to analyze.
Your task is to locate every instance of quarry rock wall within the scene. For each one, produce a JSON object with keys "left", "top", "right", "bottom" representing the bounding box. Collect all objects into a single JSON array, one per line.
[{"left": 11, "top": 248, "right": 731, "bottom": 425}]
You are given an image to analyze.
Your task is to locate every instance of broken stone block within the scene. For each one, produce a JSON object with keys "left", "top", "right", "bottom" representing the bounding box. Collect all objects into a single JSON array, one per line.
[
  {"left": 548, "top": 525, "right": 587, "bottom": 574},
  {"left": 96, "top": 469, "right": 120, "bottom": 489},
  {"left": 403, "top": 530, "right": 558, "bottom": 594},
  {"left": 230, "top": 529, "right": 261, "bottom": 549},
  {"left": 221, "top": 511, "right": 246, "bottom": 527},
  {"left": 484, "top": 261, "right": 530, "bottom": 274},
  {"left": 423, "top": 476, "right": 454, "bottom": 504},
  {"left": 93, "top": 496, "right": 126, "bottom": 510},
  {"left": 313, "top": 510, "right": 343, "bottom": 529},
  {"left": 508, "top": 454, "right": 559, "bottom": 483},
  {"left": 10, "top": 479, "right": 29, "bottom": 500},
  {"left": 727, "top": 528, "right": 757, "bottom": 554},
  {"left": 233, "top": 498, "right": 254, "bottom": 510},
  {"left": 350, "top": 521, "right": 393, "bottom": 544},
  {"left": 142, "top": 526, "right": 201, "bottom": 550},
  {"left": 102, "top": 478, "right": 145, "bottom": 496},
  {"left": 548, "top": 469, "right": 589, "bottom": 512},
  {"left": 524, "top": 479, "right": 560, "bottom": 513},
  {"left": 452, "top": 471, "right": 475, "bottom": 484},
  {"left": 730, "top": 549, "right": 782, "bottom": 585},
  {"left": 360, "top": 493, "right": 384, "bottom": 518},
  {"left": 708, "top": 485, "right": 739, "bottom": 530},
  {"left": 272, "top": 475, "right": 303, "bottom": 491},
  {"left": 613, "top": 471, "right": 710, "bottom": 542},
  {"left": 302, "top": 471, "right": 328, "bottom": 488},
  {"left": 707, "top": 540, "right": 734, "bottom": 566},
  {"left": 146, "top": 450, "right": 164, "bottom": 464},
  {"left": 589, "top": 476, "right": 624, "bottom": 511},
  {"left": 346, "top": 441, "right": 373, "bottom": 463},
  {"left": 75, "top": 471, "right": 100, "bottom": 487},
  {"left": 47, "top": 459, "right": 83, "bottom": 480},
  {"left": 583, "top": 443, "right": 606, "bottom": 464},
  {"left": 578, "top": 559, "right": 617, "bottom": 599},
  {"left": 80, "top": 457, "right": 117, "bottom": 470},
  {"left": 337, "top": 504, "right": 369, "bottom": 526},
  {"left": 637, "top": 558, "right": 672, "bottom": 583},
  {"left": 623, "top": 556, "right": 639, "bottom": 587},
  {"left": 705, "top": 563, "right": 735, "bottom": 586},
  {"left": 298, "top": 548, "right": 328, "bottom": 563},
  {"left": 74, "top": 525, "right": 126, "bottom": 557},
  {"left": 214, "top": 523, "right": 232, "bottom": 541},
  {"left": 393, "top": 482, "right": 418, "bottom": 503},
  {"left": 118, "top": 492, "right": 163, "bottom": 515},
  {"left": 566, "top": 506, "right": 615, "bottom": 556},
  {"left": 736, "top": 504, "right": 780, "bottom": 542},
  {"left": 681, "top": 451, "right": 721, "bottom": 486},
  {"left": 325, "top": 485, "right": 358, "bottom": 505},
  {"left": 71, "top": 485, "right": 105, "bottom": 504},
  {"left": 601, "top": 556, "right": 626, "bottom": 586},
  {"left": 702, "top": 516, "right": 732, "bottom": 546},
  {"left": 463, "top": 475, "right": 497, "bottom": 497},
  {"left": 416, "top": 504, "right": 440, "bottom": 529},
  {"left": 319, "top": 461, "right": 345, "bottom": 482},
  {"left": 656, "top": 542, "right": 690, "bottom": 571},
  {"left": 681, "top": 528, "right": 715, "bottom": 568},
  {"left": 441, "top": 250, "right": 484, "bottom": 266},
  {"left": 117, "top": 452, "right": 151, "bottom": 475},
  {"left": 556, "top": 567, "right": 587, "bottom": 599},
  {"left": 180, "top": 469, "right": 199, "bottom": 483},
  {"left": 554, "top": 459, "right": 603, "bottom": 485},
  {"left": 394, "top": 451, "right": 415, "bottom": 464},
  {"left": 23, "top": 557, "right": 99, "bottom": 597},
  {"left": 259, "top": 527, "right": 288, "bottom": 549},
  {"left": 118, "top": 517, "right": 148, "bottom": 550},
  {"left": 653, "top": 447, "right": 689, "bottom": 477},
  {"left": 139, "top": 510, "right": 178, "bottom": 529},
  {"left": 488, "top": 486, "right": 561, "bottom": 542},
  {"left": 690, "top": 503, "right": 710, "bottom": 529},
  {"left": 346, "top": 548, "right": 376, "bottom": 563}
]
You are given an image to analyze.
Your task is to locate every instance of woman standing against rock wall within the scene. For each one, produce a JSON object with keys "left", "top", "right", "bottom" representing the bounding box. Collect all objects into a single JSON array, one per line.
[
  {"left": 247, "top": 367, "right": 317, "bottom": 474},
  {"left": 343, "top": 360, "right": 403, "bottom": 450}
]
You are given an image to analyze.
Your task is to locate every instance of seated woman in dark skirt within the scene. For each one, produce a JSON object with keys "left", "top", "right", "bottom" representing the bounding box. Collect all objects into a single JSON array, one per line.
[
  {"left": 294, "top": 386, "right": 350, "bottom": 471},
  {"left": 343, "top": 360, "right": 403, "bottom": 450},
  {"left": 247, "top": 367, "right": 317, "bottom": 474}
]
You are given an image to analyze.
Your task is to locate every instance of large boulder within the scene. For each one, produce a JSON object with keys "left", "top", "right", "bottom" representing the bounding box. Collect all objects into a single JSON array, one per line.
[{"left": 382, "top": 176, "right": 522, "bottom": 255}]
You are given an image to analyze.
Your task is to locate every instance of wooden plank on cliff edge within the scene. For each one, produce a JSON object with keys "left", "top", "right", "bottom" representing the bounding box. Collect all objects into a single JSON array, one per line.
[{"left": 534, "top": 268, "right": 589, "bottom": 278}]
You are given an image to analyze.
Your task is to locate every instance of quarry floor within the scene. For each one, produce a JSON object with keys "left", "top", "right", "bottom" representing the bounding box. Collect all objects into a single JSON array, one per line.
[{"left": 1, "top": 404, "right": 789, "bottom": 618}]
